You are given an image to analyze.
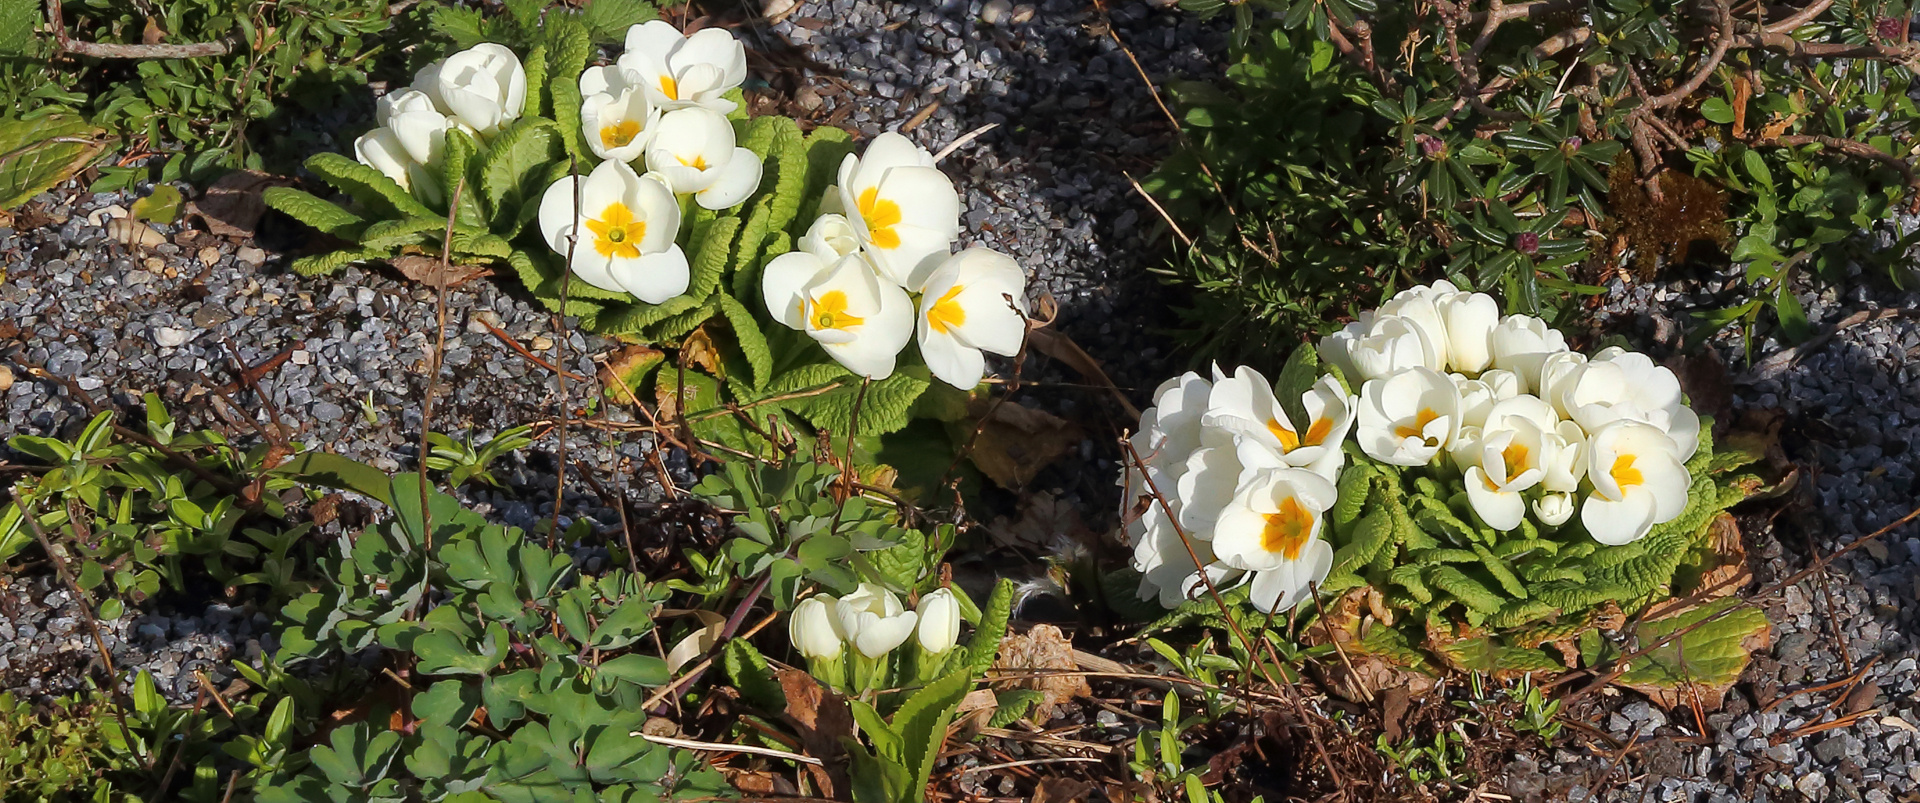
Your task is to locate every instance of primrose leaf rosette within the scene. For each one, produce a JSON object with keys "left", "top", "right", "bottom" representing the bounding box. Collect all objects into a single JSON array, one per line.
[{"left": 1120, "top": 280, "right": 1770, "bottom": 683}]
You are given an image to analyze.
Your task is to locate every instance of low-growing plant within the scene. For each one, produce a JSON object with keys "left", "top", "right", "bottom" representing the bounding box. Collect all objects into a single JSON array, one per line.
[
  {"left": 269, "top": 466, "right": 730, "bottom": 801},
  {"left": 1120, "top": 281, "right": 1774, "bottom": 700},
  {"left": 1, "top": 397, "right": 313, "bottom": 615},
  {"left": 1151, "top": 0, "right": 1920, "bottom": 358},
  {"left": 423, "top": 423, "right": 535, "bottom": 487}
]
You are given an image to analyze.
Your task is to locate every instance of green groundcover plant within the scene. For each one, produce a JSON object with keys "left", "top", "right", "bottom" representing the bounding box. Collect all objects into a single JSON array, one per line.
[
  {"left": 1149, "top": 0, "right": 1920, "bottom": 360},
  {"left": 1117, "top": 279, "right": 1770, "bottom": 684},
  {"left": 270, "top": 7, "right": 1038, "bottom": 483}
]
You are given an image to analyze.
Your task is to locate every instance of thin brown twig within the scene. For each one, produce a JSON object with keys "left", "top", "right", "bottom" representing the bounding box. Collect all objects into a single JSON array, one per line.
[
  {"left": 551, "top": 157, "right": 581, "bottom": 545},
  {"left": 1647, "top": 0, "right": 1733, "bottom": 110},
  {"left": 44, "top": 0, "right": 233, "bottom": 58},
  {"left": 477, "top": 317, "right": 588, "bottom": 380}
]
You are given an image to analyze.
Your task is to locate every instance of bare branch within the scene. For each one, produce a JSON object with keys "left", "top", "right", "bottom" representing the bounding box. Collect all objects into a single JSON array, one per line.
[{"left": 45, "top": 0, "right": 233, "bottom": 58}]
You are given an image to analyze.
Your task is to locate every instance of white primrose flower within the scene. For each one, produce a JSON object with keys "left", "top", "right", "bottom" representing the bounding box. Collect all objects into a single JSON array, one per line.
[
  {"left": 1355, "top": 366, "right": 1460, "bottom": 466},
  {"left": 1203, "top": 369, "right": 1357, "bottom": 473},
  {"left": 1131, "top": 371, "right": 1214, "bottom": 471},
  {"left": 1320, "top": 313, "right": 1443, "bottom": 383},
  {"left": 800, "top": 213, "right": 863, "bottom": 261},
  {"left": 644, "top": 107, "right": 763, "bottom": 210},
  {"left": 832, "top": 132, "right": 962, "bottom": 291},
  {"left": 374, "top": 88, "right": 452, "bottom": 168},
  {"left": 617, "top": 21, "right": 748, "bottom": 114},
  {"left": 834, "top": 583, "right": 919, "bottom": 659},
  {"left": 537, "top": 159, "right": 688, "bottom": 303},
  {"left": 916, "top": 248, "right": 1030, "bottom": 390},
  {"left": 1132, "top": 511, "right": 1242, "bottom": 610},
  {"left": 1535, "top": 350, "right": 1589, "bottom": 420},
  {"left": 1211, "top": 467, "right": 1338, "bottom": 614},
  {"left": 789, "top": 595, "right": 845, "bottom": 660},
  {"left": 355, "top": 126, "right": 444, "bottom": 206},
  {"left": 1451, "top": 420, "right": 1552, "bottom": 531},
  {"left": 577, "top": 68, "right": 661, "bottom": 163},
  {"left": 1452, "top": 369, "right": 1523, "bottom": 430},
  {"left": 1377, "top": 281, "right": 1455, "bottom": 370},
  {"left": 1542, "top": 420, "right": 1588, "bottom": 492},
  {"left": 1173, "top": 445, "right": 1242, "bottom": 533},
  {"left": 1435, "top": 286, "right": 1501, "bottom": 374},
  {"left": 1581, "top": 421, "right": 1691, "bottom": 545},
  {"left": 417, "top": 44, "right": 527, "bottom": 138},
  {"left": 761, "top": 250, "right": 915, "bottom": 380},
  {"left": 915, "top": 589, "right": 962, "bottom": 655},
  {"left": 1532, "top": 492, "right": 1577, "bottom": 527},
  {"left": 1488, "top": 314, "right": 1569, "bottom": 392},
  {"left": 1558, "top": 348, "right": 1701, "bottom": 460},
  {"left": 1480, "top": 394, "right": 1560, "bottom": 435}
]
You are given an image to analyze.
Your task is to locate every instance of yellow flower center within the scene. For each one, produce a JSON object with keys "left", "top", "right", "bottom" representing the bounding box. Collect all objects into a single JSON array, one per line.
[
  {"left": 677, "top": 153, "right": 709, "bottom": 171},
  {"left": 1501, "top": 442, "right": 1530, "bottom": 474},
  {"left": 926, "top": 284, "right": 966, "bottom": 334},
  {"left": 1269, "top": 415, "right": 1334, "bottom": 452},
  {"left": 856, "top": 186, "right": 903, "bottom": 250},
  {"left": 599, "top": 120, "right": 642, "bottom": 150},
  {"left": 1393, "top": 408, "right": 1440, "bottom": 441},
  {"left": 1260, "top": 496, "right": 1314, "bottom": 561},
  {"left": 584, "top": 202, "right": 646, "bottom": 259},
  {"left": 659, "top": 74, "right": 679, "bottom": 100},
  {"left": 1610, "top": 453, "right": 1643, "bottom": 489},
  {"left": 809, "top": 290, "right": 863, "bottom": 332}
]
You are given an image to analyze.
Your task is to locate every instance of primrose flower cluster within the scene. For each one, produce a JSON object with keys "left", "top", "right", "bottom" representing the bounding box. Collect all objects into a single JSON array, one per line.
[
  {"left": 788, "top": 584, "right": 962, "bottom": 693},
  {"left": 356, "top": 43, "right": 530, "bottom": 206},
  {"left": 538, "top": 22, "right": 761, "bottom": 305},
  {"left": 1125, "top": 280, "right": 1702, "bottom": 611},
  {"left": 763, "top": 133, "right": 1030, "bottom": 390}
]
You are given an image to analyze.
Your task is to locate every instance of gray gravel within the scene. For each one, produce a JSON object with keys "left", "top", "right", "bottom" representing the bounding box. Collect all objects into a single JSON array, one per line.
[
  {"left": 0, "top": 185, "right": 689, "bottom": 702},
  {"left": 1541, "top": 245, "right": 1920, "bottom": 800}
]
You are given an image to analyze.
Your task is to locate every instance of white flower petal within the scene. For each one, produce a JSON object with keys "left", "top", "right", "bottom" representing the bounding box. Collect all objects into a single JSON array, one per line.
[{"left": 695, "top": 147, "right": 763, "bottom": 209}]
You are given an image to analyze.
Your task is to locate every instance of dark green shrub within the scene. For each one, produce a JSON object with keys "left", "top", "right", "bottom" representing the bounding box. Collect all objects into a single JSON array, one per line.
[{"left": 1151, "top": 0, "right": 1920, "bottom": 358}]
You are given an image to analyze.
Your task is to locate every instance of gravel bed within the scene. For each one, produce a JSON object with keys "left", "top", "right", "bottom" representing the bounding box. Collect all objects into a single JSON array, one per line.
[
  {"left": 0, "top": 187, "right": 687, "bottom": 701},
  {"left": 1545, "top": 256, "right": 1920, "bottom": 802}
]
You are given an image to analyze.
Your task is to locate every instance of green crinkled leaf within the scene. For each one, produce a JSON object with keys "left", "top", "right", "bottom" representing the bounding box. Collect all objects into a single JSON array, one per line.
[
  {"left": 451, "top": 230, "right": 514, "bottom": 259},
  {"left": 1387, "top": 563, "right": 1434, "bottom": 603},
  {"left": 1407, "top": 547, "right": 1480, "bottom": 565},
  {"left": 263, "top": 187, "right": 367, "bottom": 240},
  {"left": 577, "top": 0, "right": 651, "bottom": 46},
  {"left": 361, "top": 216, "right": 453, "bottom": 250},
  {"left": 510, "top": 248, "right": 629, "bottom": 318},
  {"left": 1615, "top": 599, "right": 1769, "bottom": 701},
  {"left": 796, "top": 126, "right": 855, "bottom": 233},
  {"left": 647, "top": 298, "right": 720, "bottom": 342},
  {"left": 1473, "top": 544, "right": 1528, "bottom": 598},
  {"left": 737, "top": 230, "right": 791, "bottom": 304},
  {"left": 1330, "top": 509, "right": 1391, "bottom": 577},
  {"left": 522, "top": 41, "right": 549, "bottom": 121},
  {"left": 291, "top": 248, "right": 385, "bottom": 276},
  {"left": 716, "top": 293, "right": 774, "bottom": 389},
  {"left": 1487, "top": 598, "right": 1559, "bottom": 629},
  {"left": 893, "top": 670, "right": 973, "bottom": 801},
  {"left": 1434, "top": 635, "right": 1563, "bottom": 674},
  {"left": 0, "top": 114, "right": 106, "bottom": 209},
  {"left": 772, "top": 363, "right": 932, "bottom": 438},
  {"left": 965, "top": 579, "right": 1014, "bottom": 678},
  {"left": 1427, "top": 565, "right": 1506, "bottom": 614},
  {"left": 987, "top": 689, "right": 1044, "bottom": 728},
  {"left": 1316, "top": 571, "right": 1366, "bottom": 598},
  {"left": 1329, "top": 463, "right": 1374, "bottom": 536},
  {"left": 307, "top": 152, "right": 435, "bottom": 220},
  {"left": 741, "top": 115, "right": 809, "bottom": 238},
  {"left": 442, "top": 128, "right": 488, "bottom": 226},
  {"left": 1530, "top": 579, "right": 1630, "bottom": 611},
  {"left": 478, "top": 118, "right": 562, "bottom": 233},
  {"left": 689, "top": 215, "right": 742, "bottom": 300}
]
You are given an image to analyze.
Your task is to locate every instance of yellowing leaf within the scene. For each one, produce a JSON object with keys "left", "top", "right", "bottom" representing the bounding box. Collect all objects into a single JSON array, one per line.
[{"left": 0, "top": 114, "right": 107, "bottom": 210}]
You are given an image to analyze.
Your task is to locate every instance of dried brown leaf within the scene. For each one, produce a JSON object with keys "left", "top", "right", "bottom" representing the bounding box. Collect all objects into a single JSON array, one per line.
[
  {"left": 189, "top": 169, "right": 291, "bottom": 239},
  {"left": 389, "top": 254, "right": 492, "bottom": 289},
  {"left": 991, "top": 624, "right": 1089, "bottom": 724},
  {"left": 966, "top": 397, "right": 1081, "bottom": 489},
  {"left": 777, "top": 668, "right": 852, "bottom": 797}
]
